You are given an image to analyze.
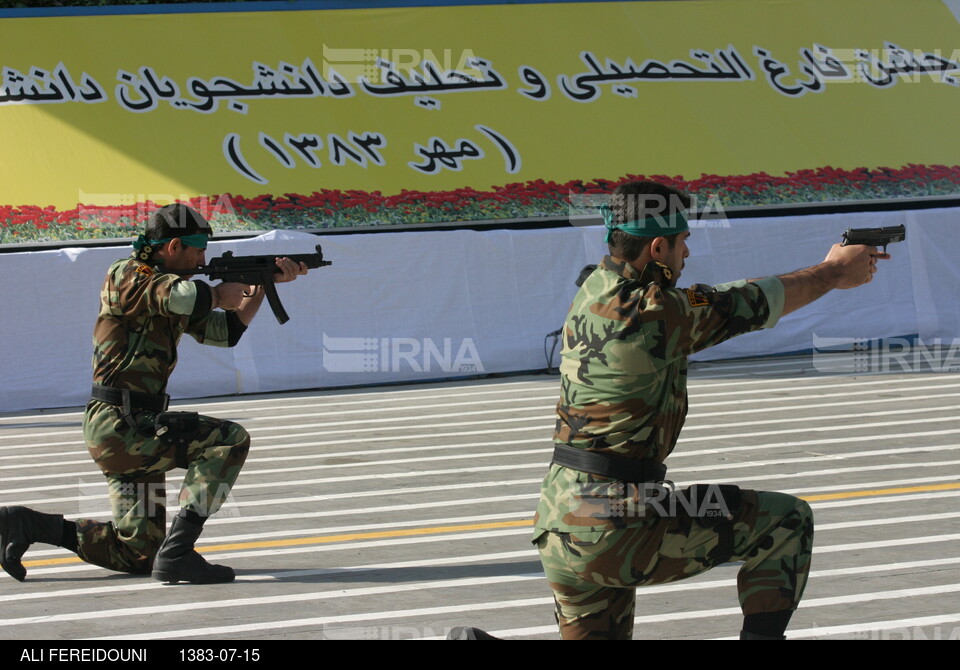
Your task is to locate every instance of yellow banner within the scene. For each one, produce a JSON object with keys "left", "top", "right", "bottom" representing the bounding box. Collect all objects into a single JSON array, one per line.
[{"left": 2, "top": 0, "right": 959, "bottom": 241}]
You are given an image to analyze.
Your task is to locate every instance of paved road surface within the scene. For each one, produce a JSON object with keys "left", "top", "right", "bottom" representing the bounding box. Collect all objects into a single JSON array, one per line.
[{"left": 1, "top": 352, "right": 958, "bottom": 641}]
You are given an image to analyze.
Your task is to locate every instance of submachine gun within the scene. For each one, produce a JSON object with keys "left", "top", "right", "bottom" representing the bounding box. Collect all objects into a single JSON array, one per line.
[{"left": 183, "top": 244, "right": 331, "bottom": 324}]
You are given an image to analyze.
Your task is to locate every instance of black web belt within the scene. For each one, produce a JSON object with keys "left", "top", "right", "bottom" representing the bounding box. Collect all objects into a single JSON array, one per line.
[
  {"left": 551, "top": 443, "right": 667, "bottom": 483},
  {"left": 91, "top": 384, "right": 170, "bottom": 429}
]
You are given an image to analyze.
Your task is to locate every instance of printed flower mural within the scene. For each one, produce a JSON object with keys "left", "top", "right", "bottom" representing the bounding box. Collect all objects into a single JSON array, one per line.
[{"left": 2, "top": 164, "right": 958, "bottom": 244}]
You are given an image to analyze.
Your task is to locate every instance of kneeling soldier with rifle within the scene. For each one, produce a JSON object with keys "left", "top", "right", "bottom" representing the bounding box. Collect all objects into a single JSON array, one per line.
[{"left": 0, "top": 204, "right": 321, "bottom": 584}]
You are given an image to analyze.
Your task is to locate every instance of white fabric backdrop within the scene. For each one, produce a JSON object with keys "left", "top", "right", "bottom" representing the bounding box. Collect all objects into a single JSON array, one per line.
[{"left": 0, "top": 207, "right": 955, "bottom": 412}]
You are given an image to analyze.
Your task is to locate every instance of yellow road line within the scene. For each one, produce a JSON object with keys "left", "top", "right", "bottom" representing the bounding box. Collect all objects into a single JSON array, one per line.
[
  {"left": 19, "top": 483, "right": 960, "bottom": 569},
  {"left": 803, "top": 482, "right": 960, "bottom": 501}
]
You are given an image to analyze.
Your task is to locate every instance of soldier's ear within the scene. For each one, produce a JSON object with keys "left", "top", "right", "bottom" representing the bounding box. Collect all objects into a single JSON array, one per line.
[{"left": 649, "top": 236, "right": 667, "bottom": 259}]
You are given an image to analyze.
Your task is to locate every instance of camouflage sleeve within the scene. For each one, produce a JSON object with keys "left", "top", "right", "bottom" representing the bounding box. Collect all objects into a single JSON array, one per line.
[
  {"left": 712, "top": 277, "right": 785, "bottom": 330},
  {"left": 106, "top": 262, "right": 199, "bottom": 318},
  {"left": 184, "top": 310, "right": 232, "bottom": 348},
  {"left": 652, "top": 276, "right": 784, "bottom": 360},
  {"left": 167, "top": 280, "right": 199, "bottom": 316}
]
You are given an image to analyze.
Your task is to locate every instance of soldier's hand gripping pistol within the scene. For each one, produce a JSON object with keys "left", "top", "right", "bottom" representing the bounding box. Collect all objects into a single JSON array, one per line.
[
  {"left": 181, "top": 244, "right": 332, "bottom": 324},
  {"left": 841, "top": 224, "right": 906, "bottom": 253}
]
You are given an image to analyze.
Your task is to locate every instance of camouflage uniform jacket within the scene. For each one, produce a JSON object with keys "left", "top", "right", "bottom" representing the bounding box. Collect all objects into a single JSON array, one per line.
[
  {"left": 533, "top": 255, "right": 785, "bottom": 534},
  {"left": 90, "top": 253, "right": 233, "bottom": 396}
]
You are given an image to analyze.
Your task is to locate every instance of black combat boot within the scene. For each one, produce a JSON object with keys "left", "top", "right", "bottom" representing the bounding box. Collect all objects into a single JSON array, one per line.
[
  {"left": 151, "top": 514, "right": 234, "bottom": 584},
  {"left": 0, "top": 506, "right": 65, "bottom": 582},
  {"left": 739, "top": 630, "right": 786, "bottom": 640},
  {"left": 740, "top": 610, "right": 791, "bottom": 639}
]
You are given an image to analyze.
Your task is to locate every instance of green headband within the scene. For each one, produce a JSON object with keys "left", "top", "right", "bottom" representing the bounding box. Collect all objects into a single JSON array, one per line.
[
  {"left": 133, "top": 233, "right": 209, "bottom": 251},
  {"left": 599, "top": 204, "right": 689, "bottom": 243}
]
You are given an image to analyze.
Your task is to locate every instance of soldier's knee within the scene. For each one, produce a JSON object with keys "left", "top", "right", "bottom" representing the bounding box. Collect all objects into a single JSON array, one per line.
[
  {"left": 76, "top": 522, "right": 164, "bottom": 575},
  {"left": 218, "top": 422, "right": 251, "bottom": 464},
  {"left": 757, "top": 491, "right": 812, "bottom": 521},
  {"left": 220, "top": 421, "right": 250, "bottom": 448},
  {"left": 783, "top": 495, "right": 814, "bottom": 531},
  {"left": 775, "top": 494, "right": 814, "bottom": 551}
]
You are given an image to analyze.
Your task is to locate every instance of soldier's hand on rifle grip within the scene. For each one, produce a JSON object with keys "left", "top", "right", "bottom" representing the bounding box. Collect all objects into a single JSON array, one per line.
[{"left": 211, "top": 282, "right": 250, "bottom": 311}]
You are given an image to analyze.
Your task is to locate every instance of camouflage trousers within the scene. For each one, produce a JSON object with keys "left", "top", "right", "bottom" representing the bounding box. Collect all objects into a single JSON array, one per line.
[
  {"left": 535, "top": 489, "right": 814, "bottom": 640},
  {"left": 75, "top": 401, "right": 250, "bottom": 574}
]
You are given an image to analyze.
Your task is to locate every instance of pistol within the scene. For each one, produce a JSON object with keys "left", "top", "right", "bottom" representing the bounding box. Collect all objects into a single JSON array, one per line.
[
  {"left": 841, "top": 224, "right": 905, "bottom": 252},
  {"left": 181, "top": 244, "right": 331, "bottom": 325}
]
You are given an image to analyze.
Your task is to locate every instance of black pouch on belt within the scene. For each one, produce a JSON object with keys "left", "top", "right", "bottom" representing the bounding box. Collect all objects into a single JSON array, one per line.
[
  {"left": 679, "top": 483, "right": 744, "bottom": 566},
  {"left": 680, "top": 483, "right": 743, "bottom": 527},
  {"left": 154, "top": 412, "right": 200, "bottom": 468}
]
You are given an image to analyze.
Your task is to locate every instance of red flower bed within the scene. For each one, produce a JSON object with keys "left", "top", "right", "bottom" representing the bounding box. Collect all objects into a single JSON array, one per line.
[{"left": 2, "top": 164, "right": 958, "bottom": 244}]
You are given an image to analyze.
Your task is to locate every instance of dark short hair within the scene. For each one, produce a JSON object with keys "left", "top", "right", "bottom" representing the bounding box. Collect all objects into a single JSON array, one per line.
[
  {"left": 145, "top": 204, "right": 213, "bottom": 241},
  {"left": 608, "top": 181, "right": 690, "bottom": 261}
]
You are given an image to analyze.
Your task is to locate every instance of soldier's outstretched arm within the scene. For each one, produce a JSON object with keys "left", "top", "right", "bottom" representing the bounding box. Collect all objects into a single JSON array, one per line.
[{"left": 771, "top": 243, "right": 890, "bottom": 317}]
